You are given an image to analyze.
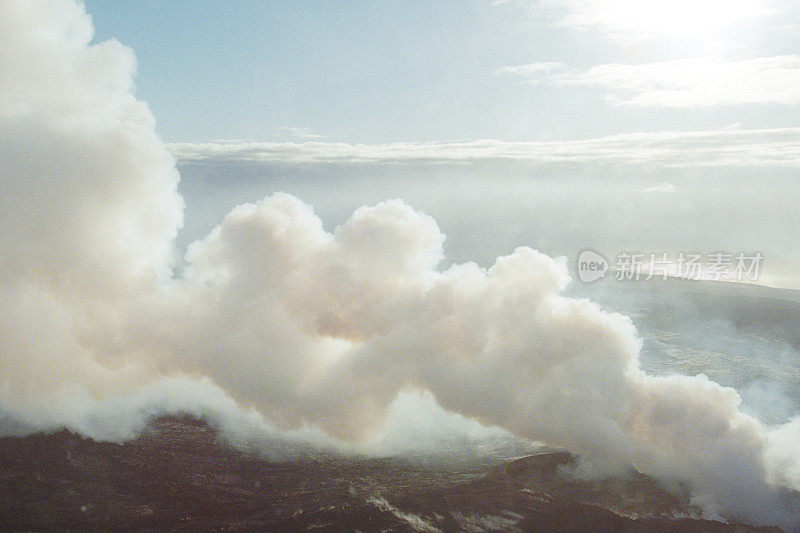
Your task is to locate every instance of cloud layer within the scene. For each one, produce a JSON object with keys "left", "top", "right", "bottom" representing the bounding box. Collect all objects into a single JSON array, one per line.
[
  {"left": 2, "top": 1, "right": 800, "bottom": 529},
  {"left": 169, "top": 127, "right": 800, "bottom": 167}
]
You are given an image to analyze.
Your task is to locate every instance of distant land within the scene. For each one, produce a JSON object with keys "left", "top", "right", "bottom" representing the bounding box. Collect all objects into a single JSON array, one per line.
[{"left": 0, "top": 416, "right": 781, "bottom": 532}]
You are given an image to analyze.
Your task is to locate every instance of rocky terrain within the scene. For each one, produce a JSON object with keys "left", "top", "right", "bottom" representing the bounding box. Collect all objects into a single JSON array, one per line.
[{"left": 0, "top": 416, "right": 781, "bottom": 532}]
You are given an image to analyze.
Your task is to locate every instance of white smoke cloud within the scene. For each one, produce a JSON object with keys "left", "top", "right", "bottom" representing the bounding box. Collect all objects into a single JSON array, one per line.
[
  {"left": 0, "top": 0, "right": 183, "bottom": 409},
  {"left": 1, "top": 1, "right": 800, "bottom": 530}
]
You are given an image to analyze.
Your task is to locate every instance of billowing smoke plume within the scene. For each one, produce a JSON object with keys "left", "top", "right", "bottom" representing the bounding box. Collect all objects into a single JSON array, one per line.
[{"left": 1, "top": 1, "right": 800, "bottom": 529}]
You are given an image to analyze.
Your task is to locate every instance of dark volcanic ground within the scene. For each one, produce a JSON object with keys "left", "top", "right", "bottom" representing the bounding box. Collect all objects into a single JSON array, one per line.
[{"left": 0, "top": 416, "right": 780, "bottom": 532}]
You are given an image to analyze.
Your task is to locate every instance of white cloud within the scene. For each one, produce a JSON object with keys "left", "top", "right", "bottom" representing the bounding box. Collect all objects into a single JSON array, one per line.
[
  {"left": 168, "top": 127, "right": 800, "bottom": 167},
  {"left": 643, "top": 182, "right": 677, "bottom": 193},
  {"left": 495, "top": 62, "right": 567, "bottom": 76},
  {"left": 500, "top": 56, "right": 800, "bottom": 107},
  {"left": 277, "top": 126, "right": 324, "bottom": 140},
  {"left": 540, "top": 0, "right": 772, "bottom": 40}
]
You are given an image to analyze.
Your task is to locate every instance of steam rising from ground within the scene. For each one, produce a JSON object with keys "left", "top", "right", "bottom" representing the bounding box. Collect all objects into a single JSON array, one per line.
[{"left": 2, "top": 1, "right": 800, "bottom": 529}]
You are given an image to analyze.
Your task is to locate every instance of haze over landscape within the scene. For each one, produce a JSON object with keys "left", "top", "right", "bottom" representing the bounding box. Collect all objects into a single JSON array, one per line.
[{"left": 2, "top": 1, "right": 800, "bottom": 531}]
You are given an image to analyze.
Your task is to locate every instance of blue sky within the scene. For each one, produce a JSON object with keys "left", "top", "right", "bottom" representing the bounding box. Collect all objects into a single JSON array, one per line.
[{"left": 84, "top": 0, "right": 800, "bottom": 143}]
